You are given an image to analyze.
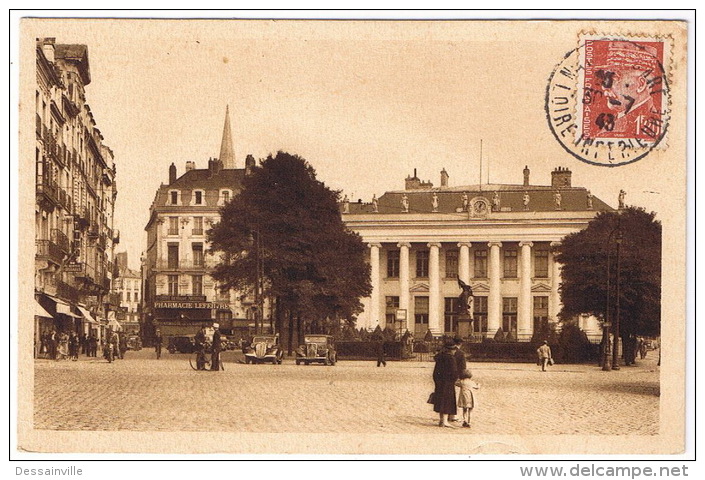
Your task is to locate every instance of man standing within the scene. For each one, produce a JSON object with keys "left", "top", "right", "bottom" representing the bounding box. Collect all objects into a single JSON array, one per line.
[
  {"left": 154, "top": 329, "right": 163, "bottom": 359},
  {"left": 537, "top": 340, "right": 553, "bottom": 372},
  {"left": 210, "top": 323, "right": 222, "bottom": 371},
  {"left": 449, "top": 336, "right": 467, "bottom": 423},
  {"left": 194, "top": 326, "right": 208, "bottom": 370}
]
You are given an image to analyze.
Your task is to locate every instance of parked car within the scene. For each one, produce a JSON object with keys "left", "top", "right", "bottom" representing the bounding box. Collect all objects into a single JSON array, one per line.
[
  {"left": 244, "top": 335, "right": 284, "bottom": 364},
  {"left": 168, "top": 335, "right": 197, "bottom": 354},
  {"left": 126, "top": 334, "right": 142, "bottom": 351},
  {"left": 295, "top": 334, "right": 337, "bottom": 365}
]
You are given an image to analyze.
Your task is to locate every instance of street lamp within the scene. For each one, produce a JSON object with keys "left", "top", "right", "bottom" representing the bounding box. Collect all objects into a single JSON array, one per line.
[
  {"left": 602, "top": 225, "right": 623, "bottom": 371},
  {"left": 612, "top": 229, "right": 623, "bottom": 370}
]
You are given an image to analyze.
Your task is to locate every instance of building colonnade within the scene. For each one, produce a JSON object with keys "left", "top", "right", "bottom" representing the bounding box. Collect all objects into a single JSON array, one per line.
[{"left": 362, "top": 240, "right": 562, "bottom": 340}]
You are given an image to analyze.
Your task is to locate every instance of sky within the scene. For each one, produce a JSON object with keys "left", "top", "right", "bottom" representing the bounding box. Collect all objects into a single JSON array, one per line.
[{"left": 21, "top": 17, "right": 686, "bottom": 270}]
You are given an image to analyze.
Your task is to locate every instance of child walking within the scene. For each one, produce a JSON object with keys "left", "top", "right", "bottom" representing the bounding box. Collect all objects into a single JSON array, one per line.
[{"left": 455, "top": 369, "right": 480, "bottom": 428}]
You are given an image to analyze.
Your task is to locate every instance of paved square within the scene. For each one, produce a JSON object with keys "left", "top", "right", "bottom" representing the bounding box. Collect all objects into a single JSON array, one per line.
[{"left": 33, "top": 351, "right": 659, "bottom": 436}]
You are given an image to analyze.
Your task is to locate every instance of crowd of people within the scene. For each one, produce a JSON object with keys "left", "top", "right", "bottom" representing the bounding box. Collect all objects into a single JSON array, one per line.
[{"left": 37, "top": 329, "right": 128, "bottom": 361}]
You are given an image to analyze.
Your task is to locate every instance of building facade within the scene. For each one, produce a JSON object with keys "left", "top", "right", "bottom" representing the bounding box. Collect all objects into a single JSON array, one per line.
[
  {"left": 34, "top": 38, "right": 119, "bottom": 354},
  {"left": 112, "top": 252, "right": 141, "bottom": 334},
  {"left": 342, "top": 166, "right": 611, "bottom": 341},
  {"left": 142, "top": 107, "right": 261, "bottom": 343}
]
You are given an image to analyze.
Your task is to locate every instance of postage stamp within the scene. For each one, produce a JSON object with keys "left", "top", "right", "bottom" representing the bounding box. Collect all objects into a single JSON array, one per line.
[{"left": 546, "top": 34, "right": 671, "bottom": 167}]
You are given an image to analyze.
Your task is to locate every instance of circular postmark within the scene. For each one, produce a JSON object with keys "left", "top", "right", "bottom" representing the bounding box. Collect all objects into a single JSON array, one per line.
[{"left": 546, "top": 38, "right": 671, "bottom": 167}]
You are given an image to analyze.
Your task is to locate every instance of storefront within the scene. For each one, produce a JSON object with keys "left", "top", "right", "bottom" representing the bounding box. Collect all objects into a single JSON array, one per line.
[{"left": 152, "top": 297, "right": 231, "bottom": 340}]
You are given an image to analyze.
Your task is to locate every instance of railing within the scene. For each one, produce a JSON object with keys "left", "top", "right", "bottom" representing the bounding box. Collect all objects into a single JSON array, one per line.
[
  {"left": 76, "top": 262, "right": 96, "bottom": 282},
  {"left": 36, "top": 173, "right": 59, "bottom": 206},
  {"left": 56, "top": 280, "right": 81, "bottom": 304},
  {"left": 156, "top": 258, "right": 216, "bottom": 270},
  {"left": 97, "top": 233, "right": 107, "bottom": 250},
  {"left": 36, "top": 239, "right": 64, "bottom": 264},
  {"left": 50, "top": 228, "right": 70, "bottom": 253}
]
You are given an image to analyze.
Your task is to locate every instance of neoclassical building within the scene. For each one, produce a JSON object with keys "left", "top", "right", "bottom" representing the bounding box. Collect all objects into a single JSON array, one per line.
[{"left": 342, "top": 166, "right": 611, "bottom": 341}]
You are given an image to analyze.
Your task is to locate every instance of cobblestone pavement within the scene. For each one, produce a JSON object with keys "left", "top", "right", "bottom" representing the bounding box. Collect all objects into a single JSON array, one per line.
[{"left": 33, "top": 350, "right": 659, "bottom": 435}]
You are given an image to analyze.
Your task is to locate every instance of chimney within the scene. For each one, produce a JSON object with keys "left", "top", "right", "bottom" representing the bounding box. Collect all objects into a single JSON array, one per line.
[
  {"left": 523, "top": 165, "right": 530, "bottom": 186},
  {"left": 551, "top": 166, "right": 572, "bottom": 189},
  {"left": 440, "top": 168, "right": 449, "bottom": 187},
  {"left": 245, "top": 154, "right": 255, "bottom": 176},
  {"left": 208, "top": 157, "right": 223, "bottom": 176},
  {"left": 168, "top": 163, "right": 177, "bottom": 184},
  {"left": 185, "top": 161, "right": 195, "bottom": 172}
]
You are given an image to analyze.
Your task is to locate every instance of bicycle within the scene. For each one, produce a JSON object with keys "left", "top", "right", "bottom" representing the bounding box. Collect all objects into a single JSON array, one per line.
[{"left": 189, "top": 347, "right": 224, "bottom": 371}]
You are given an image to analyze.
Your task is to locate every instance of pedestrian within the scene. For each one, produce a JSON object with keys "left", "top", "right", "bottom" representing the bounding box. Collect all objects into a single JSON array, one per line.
[
  {"left": 154, "top": 329, "right": 163, "bottom": 359},
  {"left": 455, "top": 369, "right": 480, "bottom": 428},
  {"left": 68, "top": 331, "right": 79, "bottom": 361},
  {"left": 119, "top": 333, "right": 128, "bottom": 359},
  {"left": 449, "top": 336, "right": 466, "bottom": 423},
  {"left": 111, "top": 330, "right": 120, "bottom": 360},
  {"left": 79, "top": 332, "right": 87, "bottom": 355},
  {"left": 432, "top": 339, "right": 459, "bottom": 427},
  {"left": 537, "top": 340, "right": 553, "bottom": 372},
  {"left": 58, "top": 332, "right": 69, "bottom": 360},
  {"left": 194, "top": 326, "right": 208, "bottom": 370},
  {"left": 376, "top": 340, "right": 387, "bottom": 367},
  {"left": 48, "top": 329, "right": 58, "bottom": 360},
  {"left": 638, "top": 338, "right": 648, "bottom": 360},
  {"left": 88, "top": 332, "right": 98, "bottom": 357},
  {"left": 210, "top": 323, "right": 222, "bottom": 371}
]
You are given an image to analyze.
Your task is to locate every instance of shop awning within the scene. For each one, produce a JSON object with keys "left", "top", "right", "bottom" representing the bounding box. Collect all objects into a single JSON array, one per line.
[
  {"left": 49, "top": 296, "right": 81, "bottom": 318},
  {"left": 77, "top": 305, "right": 99, "bottom": 324},
  {"left": 35, "top": 299, "right": 53, "bottom": 318}
]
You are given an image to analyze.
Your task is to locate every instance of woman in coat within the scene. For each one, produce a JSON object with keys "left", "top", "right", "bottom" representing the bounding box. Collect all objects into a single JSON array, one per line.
[{"left": 432, "top": 340, "right": 459, "bottom": 427}]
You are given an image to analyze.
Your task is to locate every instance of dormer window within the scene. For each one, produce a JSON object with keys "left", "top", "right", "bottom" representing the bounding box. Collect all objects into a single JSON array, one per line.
[
  {"left": 168, "top": 189, "right": 180, "bottom": 205},
  {"left": 191, "top": 189, "right": 206, "bottom": 206},
  {"left": 218, "top": 189, "right": 233, "bottom": 206}
]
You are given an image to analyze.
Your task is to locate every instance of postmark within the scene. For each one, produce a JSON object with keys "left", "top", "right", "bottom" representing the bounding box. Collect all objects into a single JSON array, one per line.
[{"left": 546, "top": 35, "right": 671, "bottom": 166}]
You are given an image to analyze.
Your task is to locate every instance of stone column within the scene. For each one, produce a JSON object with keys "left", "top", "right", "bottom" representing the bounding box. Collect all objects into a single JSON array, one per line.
[
  {"left": 457, "top": 242, "right": 472, "bottom": 284},
  {"left": 518, "top": 241, "right": 534, "bottom": 341},
  {"left": 550, "top": 241, "right": 562, "bottom": 322},
  {"left": 487, "top": 241, "right": 503, "bottom": 334},
  {"left": 398, "top": 242, "right": 411, "bottom": 332},
  {"left": 428, "top": 242, "right": 442, "bottom": 335},
  {"left": 368, "top": 243, "right": 381, "bottom": 330}
]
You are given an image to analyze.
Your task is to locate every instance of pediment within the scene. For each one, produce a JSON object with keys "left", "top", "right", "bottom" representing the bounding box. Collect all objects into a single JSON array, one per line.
[
  {"left": 531, "top": 283, "right": 552, "bottom": 293},
  {"left": 471, "top": 282, "right": 490, "bottom": 293},
  {"left": 409, "top": 283, "right": 429, "bottom": 293}
]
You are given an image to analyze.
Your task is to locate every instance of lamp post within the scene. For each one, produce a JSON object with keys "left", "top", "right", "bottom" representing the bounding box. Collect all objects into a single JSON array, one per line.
[
  {"left": 612, "top": 229, "right": 623, "bottom": 370},
  {"left": 602, "top": 224, "right": 623, "bottom": 371}
]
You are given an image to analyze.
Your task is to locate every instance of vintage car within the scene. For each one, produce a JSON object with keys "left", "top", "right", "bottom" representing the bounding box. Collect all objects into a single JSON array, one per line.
[
  {"left": 244, "top": 334, "right": 284, "bottom": 364},
  {"left": 295, "top": 334, "right": 337, "bottom": 365},
  {"left": 126, "top": 334, "right": 142, "bottom": 351},
  {"left": 167, "top": 335, "right": 197, "bottom": 354}
]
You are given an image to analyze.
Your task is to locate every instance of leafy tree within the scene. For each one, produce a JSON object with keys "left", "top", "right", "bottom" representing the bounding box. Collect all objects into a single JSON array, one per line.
[
  {"left": 208, "top": 151, "right": 372, "bottom": 352},
  {"left": 554, "top": 207, "right": 661, "bottom": 358}
]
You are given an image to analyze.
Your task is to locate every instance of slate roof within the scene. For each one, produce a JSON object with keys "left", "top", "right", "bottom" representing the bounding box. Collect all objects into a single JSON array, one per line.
[
  {"left": 344, "top": 183, "right": 612, "bottom": 215},
  {"left": 152, "top": 168, "right": 245, "bottom": 208}
]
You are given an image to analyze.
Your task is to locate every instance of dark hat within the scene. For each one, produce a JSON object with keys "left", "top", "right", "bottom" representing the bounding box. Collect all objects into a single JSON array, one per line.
[
  {"left": 443, "top": 339, "right": 457, "bottom": 349},
  {"left": 453, "top": 336, "right": 463, "bottom": 345}
]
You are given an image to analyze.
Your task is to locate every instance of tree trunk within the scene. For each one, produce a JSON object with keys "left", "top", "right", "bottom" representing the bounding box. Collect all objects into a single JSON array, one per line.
[
  {"left": 287, "top": 309, "right": 294, "bottom": 356},
  {"left": 297, "top": 315, "right": 303, "bottom": 347}
]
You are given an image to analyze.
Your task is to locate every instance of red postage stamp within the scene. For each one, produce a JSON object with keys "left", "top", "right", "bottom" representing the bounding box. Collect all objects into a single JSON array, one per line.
[{"left": 579, "top": 38, "right": 667, "bottom": 142}]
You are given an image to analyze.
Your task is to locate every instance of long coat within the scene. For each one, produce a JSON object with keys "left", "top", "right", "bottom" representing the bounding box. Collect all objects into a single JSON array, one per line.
[{"left": 433, "top": 349, "right": 459, "bottom": 414}]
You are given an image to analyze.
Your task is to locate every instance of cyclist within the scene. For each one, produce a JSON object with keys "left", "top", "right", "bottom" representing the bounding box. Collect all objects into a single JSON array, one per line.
[{"left": 194, "top": 326, "right": 208, "bottom": 370}]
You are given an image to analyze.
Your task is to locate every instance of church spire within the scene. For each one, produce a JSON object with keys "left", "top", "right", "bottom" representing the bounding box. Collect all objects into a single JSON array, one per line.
[{"left": 219, "top": 105, "right": 235, "bottom": 169}]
